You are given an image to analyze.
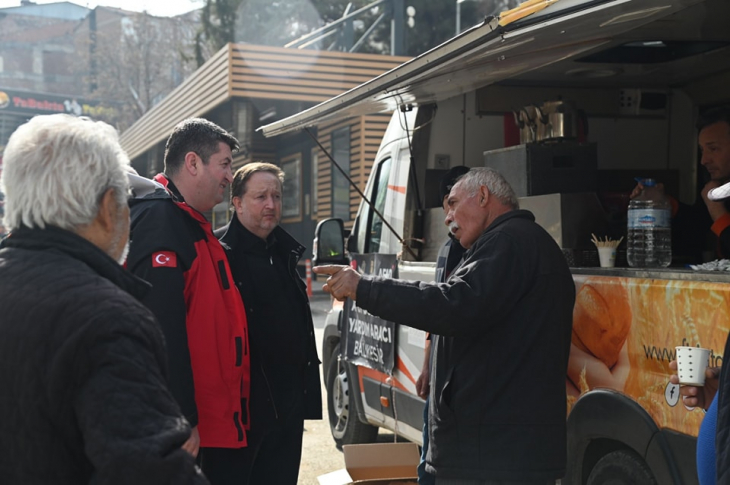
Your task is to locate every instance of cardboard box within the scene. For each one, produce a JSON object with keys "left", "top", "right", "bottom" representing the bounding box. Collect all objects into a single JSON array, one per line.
[{"left": 317, "top": 442, "right": 419, "bottom": 485}]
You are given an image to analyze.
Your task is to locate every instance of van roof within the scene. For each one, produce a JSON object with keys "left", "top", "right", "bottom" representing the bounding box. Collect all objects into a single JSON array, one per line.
[{"left": 261, "top": 0, "right": 729, "bottom": 137}]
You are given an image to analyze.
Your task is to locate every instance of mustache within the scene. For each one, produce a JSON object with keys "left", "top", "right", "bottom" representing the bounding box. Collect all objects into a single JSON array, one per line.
[{"left": 449, "top": 222, "right": 459, "bottom": 236}]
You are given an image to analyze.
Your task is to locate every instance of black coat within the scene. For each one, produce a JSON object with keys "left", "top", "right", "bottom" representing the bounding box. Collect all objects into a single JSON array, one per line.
[
  {"left": 715, "top": 331, "right": 730, "bottom": 483},
  {"left": 356, "top": 210, "right": 575, "bottom": 481},
  {"left": 0, "top": 226, "right": 207, "bottom": 485},
  {"left": 216, "top": 218, "right": 322, "bottom": 429},
  {"left": 673, "top": 198, "right": 730, "bottom": 263}
]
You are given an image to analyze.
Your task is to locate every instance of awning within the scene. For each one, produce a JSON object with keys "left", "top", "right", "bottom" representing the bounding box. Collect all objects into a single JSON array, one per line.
[{"left": 260, "top": 0, "right": 699, "bottom": 137}]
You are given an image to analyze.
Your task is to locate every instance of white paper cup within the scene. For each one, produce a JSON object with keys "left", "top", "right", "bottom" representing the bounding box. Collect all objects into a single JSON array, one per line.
[
  {"left": 675, "top": 346, "right": 711, "bottom": 386},
  {"left": 597, "top": 247, "right": 616, "bottom": 268}
]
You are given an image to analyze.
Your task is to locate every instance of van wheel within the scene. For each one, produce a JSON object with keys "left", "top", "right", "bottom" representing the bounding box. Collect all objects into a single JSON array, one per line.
[
  {"left": 327, "top": 345, "right": 378, "bottom": 449},
  {"left": 587, "top": 450, "right": 656, "bottom": 485}
]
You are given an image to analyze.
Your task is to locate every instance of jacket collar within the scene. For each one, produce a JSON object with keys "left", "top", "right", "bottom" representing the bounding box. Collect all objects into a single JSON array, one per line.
[
  {"left": 487, "top": 209, "right": 535, "bottom": 231},
  {"left": 219, "top": 215, "right": 305, "bottom": 262},
  {"left": 154, "top": 173, "right": 181, "bottom": 201},
  {"left": 0, "top": 225, "right": 151, "bottom": 300},
  {"left": 153, "top": 173, "right": 210, "bottom": 226},
  {"left": 466, "top": 209, "right": 535, "bottom": 255},
  {"left": 233, "top": 215, "right": 278, "bottom": 255}
]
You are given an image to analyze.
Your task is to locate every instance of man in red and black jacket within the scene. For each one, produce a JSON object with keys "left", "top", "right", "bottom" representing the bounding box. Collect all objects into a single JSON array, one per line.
[{"left": 126, "top": 118, "right": 250, "bottom": 481}]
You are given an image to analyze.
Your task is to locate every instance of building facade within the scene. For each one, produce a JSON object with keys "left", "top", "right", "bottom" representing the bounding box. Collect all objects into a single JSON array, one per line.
[{"left": 120, "top": 43, "right": 408, "bottom": 256}]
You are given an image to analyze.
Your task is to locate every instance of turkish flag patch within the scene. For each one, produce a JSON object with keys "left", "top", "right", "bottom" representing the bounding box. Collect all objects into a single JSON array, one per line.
[{"left": 152, "top": 251, "right": 177, "bottom": 268}]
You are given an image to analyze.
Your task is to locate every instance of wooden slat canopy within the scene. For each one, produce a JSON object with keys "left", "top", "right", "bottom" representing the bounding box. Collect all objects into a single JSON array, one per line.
[
  {"left": 313, "top": 113, "right": 390, "bottom": 225},
  {"left": 120, "top": 43, "right": 408, "bottom": 161}
]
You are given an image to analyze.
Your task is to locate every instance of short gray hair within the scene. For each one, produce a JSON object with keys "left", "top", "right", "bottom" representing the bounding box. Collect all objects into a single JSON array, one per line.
[
  {"left": 458, "top": 167, "right": 519, "bottom": 209},
  {"left": 1, "top": 114, "right": 130, "bottom": 232}
]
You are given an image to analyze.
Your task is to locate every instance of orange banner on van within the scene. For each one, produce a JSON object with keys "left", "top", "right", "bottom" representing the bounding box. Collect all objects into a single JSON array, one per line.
[{"left": 568, "top": 274, "right": 728, "bottom": 436}]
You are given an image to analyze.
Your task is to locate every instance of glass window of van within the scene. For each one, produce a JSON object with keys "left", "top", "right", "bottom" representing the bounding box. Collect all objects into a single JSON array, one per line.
[
  {"left": 368, "top": 157, "right": 393, "bottom": 253},
  {"left": 355, "top": 156, "right": 392, "bottom": 254}
]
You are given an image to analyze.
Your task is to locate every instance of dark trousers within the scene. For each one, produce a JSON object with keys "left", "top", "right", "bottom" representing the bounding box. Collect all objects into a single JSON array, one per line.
[{"left": 199, "top": 410, "right": 305, "bottom": 485}]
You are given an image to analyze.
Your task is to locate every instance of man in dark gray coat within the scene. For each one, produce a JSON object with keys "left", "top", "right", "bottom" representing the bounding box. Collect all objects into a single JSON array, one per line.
[
  {"left": 0, "top": 114, "right": 207, "bottom": 484},
  {"left": 315, "top": 167, "right": 575, "bottom": 485}
]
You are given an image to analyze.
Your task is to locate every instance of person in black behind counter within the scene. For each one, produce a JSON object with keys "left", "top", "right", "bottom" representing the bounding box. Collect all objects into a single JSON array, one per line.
[
  {"left": 632, "top": 105, "right": 730, "bottom": 262},
  {"left": 315, "top": 167, "right": 575, "bottom": 485},
  {"left": 215, "top": 162, "right": 322, "bottom": 485}
]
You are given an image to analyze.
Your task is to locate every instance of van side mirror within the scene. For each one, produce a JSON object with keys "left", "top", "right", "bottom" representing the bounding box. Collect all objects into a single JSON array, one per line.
[{"left": 313, "top": 218, "right": 348, "bottom": 266}]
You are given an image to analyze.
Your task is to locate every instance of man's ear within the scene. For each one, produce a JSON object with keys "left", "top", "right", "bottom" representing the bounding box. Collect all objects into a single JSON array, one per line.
[
  {"left": 479, "top": 185, "right": 489, "bottom": 206},
  {"left": 183, "top": 152, "right": 199, "bottom": 176},
  {"left": 96, "top": 188, "right": 119, "bottom": 233},
  {"left": 77, "top": 188, "right": 118, "bottom": 250},
  {"left": 232, "top": 196, "right": 243, "bottom": 213}
]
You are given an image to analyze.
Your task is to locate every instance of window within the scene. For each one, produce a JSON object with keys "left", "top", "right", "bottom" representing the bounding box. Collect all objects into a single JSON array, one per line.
[
  {"left": 311, "top": 148, "right": 318, "bottom": 217},
  {"left": 211, "top": 186, "right": 231, "bottom": 230},
  {"left": 281, "top": 154, "right": 302, "bottom": 221},
  {"left": 235, "top": 101, "right": 252, "bottom": 155},
  {"left": 331, "top": 127, "right": 350, "bottom": 221}
]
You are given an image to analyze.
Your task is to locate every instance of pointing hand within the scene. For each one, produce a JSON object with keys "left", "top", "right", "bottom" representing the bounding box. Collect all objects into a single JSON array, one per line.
[{"left": 313, "top": 265, "right": 361, "bottom": 302}]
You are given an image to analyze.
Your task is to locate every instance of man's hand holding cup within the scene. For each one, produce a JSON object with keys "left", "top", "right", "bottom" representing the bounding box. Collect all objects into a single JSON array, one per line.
[{"left": 669, "top": 346, "right": 719, "bottom": 410}]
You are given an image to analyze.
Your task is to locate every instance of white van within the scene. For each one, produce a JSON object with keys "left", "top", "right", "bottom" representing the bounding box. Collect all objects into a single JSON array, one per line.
[{"left": 263, "top": 1, "right": 730, "bottom": 483}]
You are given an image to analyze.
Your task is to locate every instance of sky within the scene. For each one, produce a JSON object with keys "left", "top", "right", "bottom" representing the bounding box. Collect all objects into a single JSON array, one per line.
[{"left": 0, "top": 0, "right": 203, "bottom": 17}]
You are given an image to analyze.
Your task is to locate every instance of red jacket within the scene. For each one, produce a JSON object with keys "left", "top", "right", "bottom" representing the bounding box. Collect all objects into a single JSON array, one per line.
[{"left": 127, "top": 174, "right": 250, "bottom": 448}]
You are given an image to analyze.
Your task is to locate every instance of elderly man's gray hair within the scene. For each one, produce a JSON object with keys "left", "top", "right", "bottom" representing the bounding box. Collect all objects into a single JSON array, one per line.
[
  {"left": 458, "top": 167, "right": 519, "bottom": 209},
  {"left": 1, "top": 114, "right": 130, "bottom": 232}
]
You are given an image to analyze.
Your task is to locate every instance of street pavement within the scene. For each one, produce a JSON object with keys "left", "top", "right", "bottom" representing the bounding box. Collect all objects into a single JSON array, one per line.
[
  {"left": 298, "top": 277, "right": 346, "bottom": 484},
  {"left": 298, "top": 277, "right": 401, "bottom": 484}
]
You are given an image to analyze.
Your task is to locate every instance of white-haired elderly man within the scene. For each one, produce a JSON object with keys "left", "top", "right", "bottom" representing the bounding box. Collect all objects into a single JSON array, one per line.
[{"left": 0, "top": 114, "right": 208, "bottom": 485}]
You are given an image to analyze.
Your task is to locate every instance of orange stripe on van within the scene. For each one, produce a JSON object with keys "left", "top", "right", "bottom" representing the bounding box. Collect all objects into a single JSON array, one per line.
[
  {"left": 396, "top": 356, "right": 416, "bottom": 386},
  {"left": 358, "top": 367, "right": 388, "bottom": 392},
  {"left": 357, "top": 365, "right": 410, "bottom": 392},
  {"left": 388, "top": 185, "right": 406, "bottom": 194}
]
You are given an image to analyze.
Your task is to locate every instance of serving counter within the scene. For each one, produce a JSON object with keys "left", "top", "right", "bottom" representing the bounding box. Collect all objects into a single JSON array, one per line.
[{"left": 571, "top": 266, "right": 730, "bottom": 283}]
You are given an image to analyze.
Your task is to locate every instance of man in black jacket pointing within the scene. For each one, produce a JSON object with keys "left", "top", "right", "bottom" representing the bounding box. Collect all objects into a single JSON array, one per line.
[{"left": 315, "top": 167, "right": 574, "bottom": 485}]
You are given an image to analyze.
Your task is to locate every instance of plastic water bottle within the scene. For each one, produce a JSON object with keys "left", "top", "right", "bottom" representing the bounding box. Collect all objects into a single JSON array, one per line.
[{"left": 627, "top": 179, "right": 671, "bottom": 268}]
